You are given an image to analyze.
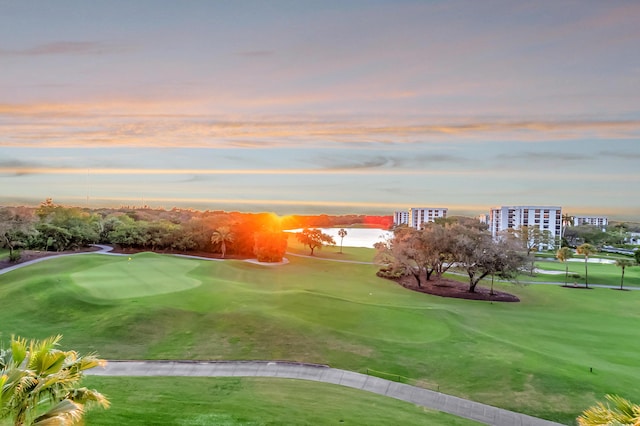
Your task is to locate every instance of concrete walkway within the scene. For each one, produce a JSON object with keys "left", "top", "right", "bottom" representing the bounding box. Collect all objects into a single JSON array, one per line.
[
  {"left": 0, "top": 244, "right": 114, "bottom": 275},
  {"left": 87, "top": 360, "right": 564, "bottom": 426}
]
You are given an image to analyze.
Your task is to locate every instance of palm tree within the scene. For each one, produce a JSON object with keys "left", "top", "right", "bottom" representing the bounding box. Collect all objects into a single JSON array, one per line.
[
  {"left": 577, "top": 394, "right": 640, "bottom": 425},
  {"left": 576, "top": 243, "right": 596, "bottom": 288},
  {"left": 556, "top": 247, "right": 573, "bottom": 286},
  {"left": 211, "top": 226, "right": 234, "bottom": 259},
  {"left": 615, "top": 259, "right": 634, "bottom": 290},
  {"left": 338, "top": 229, "right": 347, "bottom": 254},
  {"left": 561, "top": 213, "right": 574, "bottom": 238},
  {"left": 0, "top": 335, "right": 109, "bottom": 425}
]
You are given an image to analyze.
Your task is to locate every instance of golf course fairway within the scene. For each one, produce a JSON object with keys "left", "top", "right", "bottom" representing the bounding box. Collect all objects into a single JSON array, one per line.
[{"left": 1, "top": 251, "right": 639, "bottom": 424}]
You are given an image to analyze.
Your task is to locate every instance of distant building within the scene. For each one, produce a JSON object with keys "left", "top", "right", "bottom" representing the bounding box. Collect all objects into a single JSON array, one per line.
[
  {"left": 408, "top": 207, "right": 448, "bottom": 228},
  {"left": 393, "top": 207, "right": 448, "bottom": 228},
  {"left": 476, "top": 214, "right": 489, "bottom": 224},
  {"left": 489, "top": 205, "right": 562, "bottom": 249},
  {"left": 573, "top": 216, "right": 608, "bottom": 230},
  {"left": 626, "top": 232, "right": 640, "bottom": 246},
  {"left": 393, "top": 210, "right": 409, "bottom": 226}
]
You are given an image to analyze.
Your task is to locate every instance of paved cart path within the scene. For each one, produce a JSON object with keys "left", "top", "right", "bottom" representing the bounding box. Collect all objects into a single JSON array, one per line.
[{"left": 87, "top": 360, "right": 564, "bottom": 426}]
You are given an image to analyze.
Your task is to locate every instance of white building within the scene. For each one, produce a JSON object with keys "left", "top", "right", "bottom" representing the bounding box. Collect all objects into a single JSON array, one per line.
[
  {"left": 476, "top": 214, "right": 489, "bottom": 224},
  {"left": 393, "top": 207, "right": 448, "bottom": 228},
  {"left": 573, "top": 216, "right": 608, "bottom": 230},
  {"left": 408, "top": 207, "right": 448, "bottom": 228},
  {"left": 489, "top": 206, "right": 562, "bottom": 248},
  {"left": 626, "top": 232, "right": 640, "bottom": 245},
  {"left": 393, "top": 210, "right": 409, "bottom": 226}
]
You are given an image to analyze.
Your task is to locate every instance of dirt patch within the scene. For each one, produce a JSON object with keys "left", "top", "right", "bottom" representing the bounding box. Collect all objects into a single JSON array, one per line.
[
  {"left": 393, "top": 275, "right": 520, "bottom": 302},
  {"left": 0, "top": 247, "right": 101, "bottom": 270}
]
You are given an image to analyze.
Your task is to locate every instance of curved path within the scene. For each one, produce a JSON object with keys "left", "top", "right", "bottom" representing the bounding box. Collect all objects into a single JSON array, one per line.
[
  {"left": 87, "top": 360, "right": 562, "bottom": 426},
  {"left": 0, "top": 244, "right": 114, "bottom": 275}
]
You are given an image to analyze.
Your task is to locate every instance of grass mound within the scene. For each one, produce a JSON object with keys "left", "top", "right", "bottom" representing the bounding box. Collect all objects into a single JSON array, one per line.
[{"left": 71, "top": 253, "right": 202, "bottom": 299}]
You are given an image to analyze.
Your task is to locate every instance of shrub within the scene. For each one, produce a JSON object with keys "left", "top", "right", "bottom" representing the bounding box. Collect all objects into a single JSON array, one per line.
[
  {"left": 376, "top": 267, "right": 405, "bottom": 279},
  {"left": 8, "top": 250, "right": 21, "bottom": 262}
]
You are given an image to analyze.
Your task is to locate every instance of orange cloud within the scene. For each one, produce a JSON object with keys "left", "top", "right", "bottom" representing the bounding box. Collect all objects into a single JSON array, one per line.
[{"left": 2, "top": 101, "right": 640, "bottom": 149}]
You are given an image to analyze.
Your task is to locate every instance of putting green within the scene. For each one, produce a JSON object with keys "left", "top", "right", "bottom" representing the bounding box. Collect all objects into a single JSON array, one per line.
[{"left": 71, "top": 253, "right": 202, "bottom": 299}]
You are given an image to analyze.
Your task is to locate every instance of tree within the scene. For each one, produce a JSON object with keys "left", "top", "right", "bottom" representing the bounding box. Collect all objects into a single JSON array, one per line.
[
  {"left": 33, "top": 201, "right": 98, "bottom": 251},
  {"left": 0, "top": 335, "right": 109, "bottom": 425},
  {"left": 338, "top": 229, "right": 347, "bottom": 254},
  {"left": 374, "top": 227, "right": 427, "bottom": 287},
  {"left": 253, "top": 231, "right": 288, "bottom": 262},
  {"left": 107, "top": 216, "right": 148, "bottom": 249},
  {"left": 419, "top": 223, "right": 457, "bottom": 280},
  {"left": 615, "top": 259, "right": 634, "bottom": 290},
  {"left": 511, "top": 226, "right": 553, "bottom": 255},
  {"left": 566, "top": 224, "right": 608, "bottom": 247},
  {"left": 211, "top": 226, "right": 234, "bottom": 258},
  {"left": 635, "top": 249, "right": 640, "bottom": 266},
  {"left": 576, "top": 243, "right": 596, "bottom": 288},
  {"left": 485, "top": 239, "right": 528, "bottom": 295},
  {"left": 556, "top": 247, "right": 574, "bottom": 286},
  {"left": 0, "top": 208, "right": 35, "bottom": 262},
  {"left": 577, "top": 394, "right": 640, "bottom": 425},
  {"left": 296, "top": 228, "right": 335, "bottom": 256},
  {"left": 561, "top": 213, "right": 574, "bottom": 238},
  {"left": 451, "top": 225, "right": 490, "bottom": 292},
  {"left": 450, "top": 224, "right": 529, "bottom": 293}
]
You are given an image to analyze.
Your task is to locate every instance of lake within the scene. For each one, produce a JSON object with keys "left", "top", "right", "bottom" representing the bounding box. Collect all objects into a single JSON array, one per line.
[{"left": 285, "top": 228, "right": 392, "bottom": 248}]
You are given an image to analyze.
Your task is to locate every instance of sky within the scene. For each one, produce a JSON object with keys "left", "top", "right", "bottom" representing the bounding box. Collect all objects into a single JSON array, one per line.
[{"left": 1, "top": 1, "right": 639, "bottom": 220}]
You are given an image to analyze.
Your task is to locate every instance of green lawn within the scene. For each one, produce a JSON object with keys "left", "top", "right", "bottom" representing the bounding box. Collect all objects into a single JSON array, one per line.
[
  {"left": 530, "top": 258, "right": 640, "bottom": 287},
  {"left": 71, "top": 253, "right": 202, "bottom": 299},
  {"left": 1, "top": 252, "right": 639, "bottom": 424},
  {"left": 286, "top": 238, "right": 377, "bottom": 263},
  {"left": 83, "top": 376, "right": 480, "bottom": 425}
]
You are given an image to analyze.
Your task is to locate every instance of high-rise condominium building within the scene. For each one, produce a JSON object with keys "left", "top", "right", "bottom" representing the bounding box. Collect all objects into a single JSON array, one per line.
[
  {"left": 393, "top": 210, "right": 410, "bottom": 226},
  {"left": 393, "top": 208, "right": 448, "bottom": 228},
  {"left": 489, "top": 205, "right": 562, "bottom": 248},
  {"left": 408, "top": 207, "right": 448, "bottom": 228},
  {"left": 573, "top": 216, "right": 608, "bottom": 230}
]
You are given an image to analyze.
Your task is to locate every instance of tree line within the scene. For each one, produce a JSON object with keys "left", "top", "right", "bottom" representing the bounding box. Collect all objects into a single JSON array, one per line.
[
  {"left": 0, "top": 200, "right": 391, "bottom": 263},
  {"left": 562, "top": 220, "right": 639, "bottom": 248}
]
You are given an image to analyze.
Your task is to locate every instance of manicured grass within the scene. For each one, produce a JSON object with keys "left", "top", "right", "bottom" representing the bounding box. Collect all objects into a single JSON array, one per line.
[
  {"left": 71, "top": 253, "right": 202, "bottom": 299},
  {"left": 286, "top": 238, "right": 377, "bottom": 263},
  {"left": 530, "top": 258, "right": 640, "bottom": 287},
  {"left": 83, "top": 376, "right": 480, "bottom": 425},
  {"left": 2, "top": 252, "right": 639, "bottom": 424}
]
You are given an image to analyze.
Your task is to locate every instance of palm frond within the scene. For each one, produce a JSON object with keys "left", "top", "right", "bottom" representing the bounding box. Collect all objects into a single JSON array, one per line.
[
  {"left": 9, "top": 335, "right": 28, "bottom": 367},
  {"left": 28, "top": 335, "right": 63, "bottom": 373},
  {"left": 578, "top": 394, "right": 640, "bottom": 426},
  {"left": 32, "top": 399, "right": 85, "bottom": 425},
  {"left": 66, "top": 387, "right": 111, "bottom": 409}
]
